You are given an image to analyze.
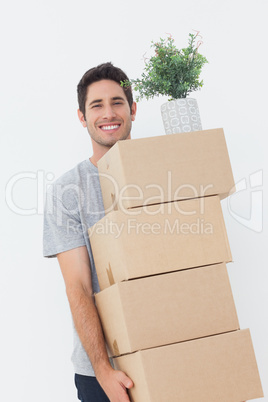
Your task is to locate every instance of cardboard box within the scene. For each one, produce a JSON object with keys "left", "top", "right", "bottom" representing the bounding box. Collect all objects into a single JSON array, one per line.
[
  {"left": 97, "top": 128, "right": 235, "bottom": 213},
  {"left": 114, "top": 329, "right": 263, "bottom": 402},
  {"left": 89, "top": 195, "right": 232, "bottom": 290},
  {"left": 96, "top": 263, "right": 239, "bottom": 357}
]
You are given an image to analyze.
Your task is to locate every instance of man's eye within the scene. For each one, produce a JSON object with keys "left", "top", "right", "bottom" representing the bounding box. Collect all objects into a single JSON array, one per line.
[{"left": 92, "top": 104, "right": 101, "bottom": 108}]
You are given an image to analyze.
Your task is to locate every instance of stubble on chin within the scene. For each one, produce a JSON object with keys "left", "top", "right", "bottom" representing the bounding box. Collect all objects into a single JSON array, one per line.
[
  {"left": 89, "top": 127, "right": 131, "bottom": 149},
  {"left": 90, "top": 134, "right": 122, "bottom": 149}
]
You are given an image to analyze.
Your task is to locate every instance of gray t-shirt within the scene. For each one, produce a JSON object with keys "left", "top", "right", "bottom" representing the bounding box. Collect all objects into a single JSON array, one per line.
[{"left": 43, "top": 159, "right": 105, "bottom": 376}]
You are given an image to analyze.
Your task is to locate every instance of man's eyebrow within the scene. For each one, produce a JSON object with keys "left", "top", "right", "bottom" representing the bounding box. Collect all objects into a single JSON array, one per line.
[
  {"left": 111, "top": 96, "right": 125, "bottom": 102},
  {"left": 89, "top": 99, "right": 102, "bottom": 106},
  {"left": 89, "top": 96, "right": 126, "bottom": 106}
]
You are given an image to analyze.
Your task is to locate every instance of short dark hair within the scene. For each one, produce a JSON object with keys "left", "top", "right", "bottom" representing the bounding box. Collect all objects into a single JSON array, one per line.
[{"left": 77, "top": 62, "right": 133, "bottom": 118}]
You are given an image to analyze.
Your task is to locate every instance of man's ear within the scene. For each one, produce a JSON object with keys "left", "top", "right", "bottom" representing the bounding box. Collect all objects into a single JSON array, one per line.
[
  {"left": 77, "top": 109, "right": 87, "bottom": 127},
  {"left": 131, "top": 102, "right": 137, "bottom": 122}
]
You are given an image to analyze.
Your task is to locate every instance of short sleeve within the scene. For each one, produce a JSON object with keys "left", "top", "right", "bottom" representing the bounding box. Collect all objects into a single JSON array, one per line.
[{"left": 43, "top": 188, "right": 86, "bottom": 258}]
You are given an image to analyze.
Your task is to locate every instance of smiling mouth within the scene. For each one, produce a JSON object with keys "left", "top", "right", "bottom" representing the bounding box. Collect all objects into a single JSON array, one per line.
[{"left": 100, "top": 124, "right": 120, "bottom": 131}]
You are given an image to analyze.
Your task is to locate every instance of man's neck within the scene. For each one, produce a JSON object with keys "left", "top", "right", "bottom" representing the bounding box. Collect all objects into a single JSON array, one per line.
[
  {"left": 89, "top": 155, "right": 99, "bottom": 167},
  {"left": 89, "top": 145, "right": 111, "bottom": 167},
  {"left": 90, "top": 136, "right": 131, "bottom": 166}
]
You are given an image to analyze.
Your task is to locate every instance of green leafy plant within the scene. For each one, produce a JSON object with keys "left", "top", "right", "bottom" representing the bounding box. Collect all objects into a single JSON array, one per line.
[{"left": 122, "top": 32, "right": 208, "bottom": 101}]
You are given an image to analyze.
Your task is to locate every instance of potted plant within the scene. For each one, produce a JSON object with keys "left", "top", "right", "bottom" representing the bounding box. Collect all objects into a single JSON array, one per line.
[{"left": 122, "top": 32, "right": 208, "bottom": 134}]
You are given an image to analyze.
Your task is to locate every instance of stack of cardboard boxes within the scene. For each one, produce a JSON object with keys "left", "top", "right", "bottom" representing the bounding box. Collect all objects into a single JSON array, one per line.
[{"left": 88, "top": 128, "right": 263, "bottom": 401}]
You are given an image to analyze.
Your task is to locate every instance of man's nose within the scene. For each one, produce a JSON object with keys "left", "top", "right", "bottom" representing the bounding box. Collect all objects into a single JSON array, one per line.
[{"left": 103, "top": 105, "right": 116, "bottom": 119}]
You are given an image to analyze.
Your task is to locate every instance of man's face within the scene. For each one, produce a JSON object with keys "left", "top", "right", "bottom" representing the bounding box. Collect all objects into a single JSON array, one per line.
[{"left": 78, "top": 79, "right": 137, "bottom": 148}]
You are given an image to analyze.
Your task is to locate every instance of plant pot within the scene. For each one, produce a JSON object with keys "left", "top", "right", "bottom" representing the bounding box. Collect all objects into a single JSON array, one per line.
[{"left": 161, "top": 98, "right": 202, "bottom": 134}]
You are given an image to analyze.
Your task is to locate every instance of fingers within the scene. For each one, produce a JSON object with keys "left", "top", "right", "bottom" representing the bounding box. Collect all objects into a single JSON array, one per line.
[
  {"left": 100, "top": 368, "right": 133, "bottom": 401},
  {"left": 117, "top": 370, "right": 134, "bottom": 390}
]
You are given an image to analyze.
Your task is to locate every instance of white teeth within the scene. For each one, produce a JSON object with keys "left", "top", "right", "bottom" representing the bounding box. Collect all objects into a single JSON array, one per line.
[{"left": 101, "top": 125, "right": 119, "bottom": 130}]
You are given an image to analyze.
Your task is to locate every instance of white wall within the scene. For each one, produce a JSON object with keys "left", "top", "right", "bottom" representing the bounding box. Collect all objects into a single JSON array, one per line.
[{"left": 1, "top": 0, "right": 267, "bottom": 400}]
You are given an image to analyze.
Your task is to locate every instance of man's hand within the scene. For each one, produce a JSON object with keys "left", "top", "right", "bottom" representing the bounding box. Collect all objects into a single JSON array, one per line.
[{"left": 97, "top": 365, "right": 133, "bottom": 402}]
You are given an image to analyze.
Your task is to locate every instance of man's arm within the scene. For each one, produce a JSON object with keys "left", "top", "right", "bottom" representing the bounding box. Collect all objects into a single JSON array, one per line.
[{"left": 57, "top": 245, "right": 133, "bottom": 401}]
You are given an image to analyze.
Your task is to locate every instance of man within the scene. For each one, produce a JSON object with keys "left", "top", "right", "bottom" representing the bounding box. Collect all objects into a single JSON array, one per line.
[{"left": 43, "top": 62, "right": 137, "bottom": 402}]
